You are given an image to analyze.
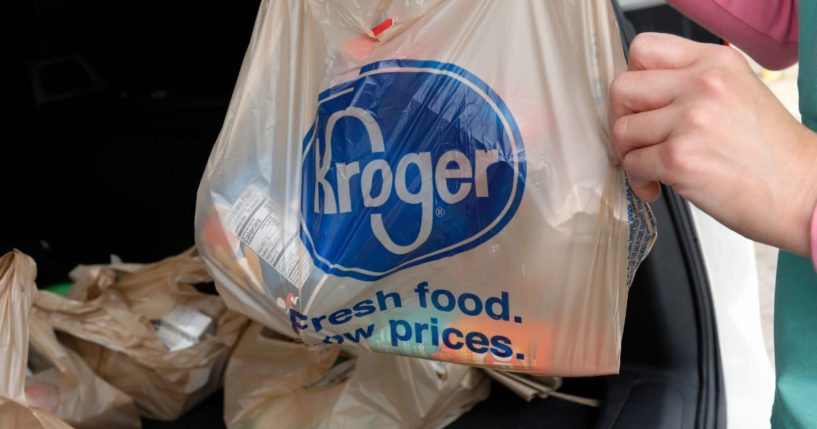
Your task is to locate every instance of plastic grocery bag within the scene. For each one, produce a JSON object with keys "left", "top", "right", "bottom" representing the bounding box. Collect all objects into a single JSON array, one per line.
[
  {"left": 196, "top": 0, "right": 656, "bottom": 375},
  {"left": 223, "top": 323, "right": 343, "bottom": 428},
  {"left": 224, "top": 322, "right": 489, "bottom": 429},
  {"left": 26, "top": 296, "right": 141, "bottom": 429},
  {"left": 36, "top": 250, "right": 248, "bottom": 420},
  {"left": 0, "top": 251, "right": 72, "bottom": 429}
]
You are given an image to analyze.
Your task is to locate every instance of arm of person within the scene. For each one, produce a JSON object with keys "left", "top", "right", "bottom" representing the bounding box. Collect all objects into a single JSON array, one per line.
[
  {"left": 667, "top": 0, "right": 798, "bottom": 70},
  {"left": 610, "top": 33, "right": 817, "bottom": 259}
]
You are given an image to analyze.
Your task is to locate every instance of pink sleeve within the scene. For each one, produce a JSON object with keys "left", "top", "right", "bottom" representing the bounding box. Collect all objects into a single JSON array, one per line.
[{"left": 667, "top": 0, "right": 799, "bottom": 70}]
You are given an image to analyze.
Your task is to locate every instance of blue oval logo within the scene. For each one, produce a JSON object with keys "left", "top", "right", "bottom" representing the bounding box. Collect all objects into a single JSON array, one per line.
[{"left": 300, "top": 60, "right": 526, "bottom": 281}]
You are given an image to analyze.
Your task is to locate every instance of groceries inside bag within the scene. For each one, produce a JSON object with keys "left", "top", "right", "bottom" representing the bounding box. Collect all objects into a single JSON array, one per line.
[
  {"left": 196, "top": 0, "right": 656, "bottom": 375},
  {"left": 35, "top": 250, "right": 247, "bottom": 420},
  {"left": 224, "top": 322, "right": 489, "bottom": 429}
]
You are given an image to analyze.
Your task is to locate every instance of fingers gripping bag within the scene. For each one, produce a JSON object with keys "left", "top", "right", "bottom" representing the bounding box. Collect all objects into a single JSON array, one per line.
[{"left": 196, "top": 0, "right": 656, "bottom": 375}]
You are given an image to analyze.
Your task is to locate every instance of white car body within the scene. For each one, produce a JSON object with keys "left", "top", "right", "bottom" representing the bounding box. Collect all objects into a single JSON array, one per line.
[{"left": 691, "top": 208, "right": 775, "bottom": 428}]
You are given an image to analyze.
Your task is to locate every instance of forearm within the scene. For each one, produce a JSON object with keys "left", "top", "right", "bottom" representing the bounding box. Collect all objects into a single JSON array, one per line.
[{"left": 666, "top": 0, "right": 798, "bottom": 70}]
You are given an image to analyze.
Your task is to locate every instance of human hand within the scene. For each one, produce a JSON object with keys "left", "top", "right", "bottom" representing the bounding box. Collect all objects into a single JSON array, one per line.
[{"left": 610, "top": 32, "right": 817, "bottom": 256}]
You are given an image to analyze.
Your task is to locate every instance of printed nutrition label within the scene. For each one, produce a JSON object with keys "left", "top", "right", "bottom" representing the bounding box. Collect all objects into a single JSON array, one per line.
[{"left": 226, "top": 186, "right": 312, "bottom": 289}]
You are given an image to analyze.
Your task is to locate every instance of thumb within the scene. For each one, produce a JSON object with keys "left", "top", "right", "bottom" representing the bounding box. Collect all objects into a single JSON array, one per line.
[{"left": 629, "top": 177, "right": 661, "bottom": 202}]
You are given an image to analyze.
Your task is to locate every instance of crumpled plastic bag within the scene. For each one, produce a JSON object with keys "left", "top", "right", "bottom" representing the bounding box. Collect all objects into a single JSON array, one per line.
[
  {"left": 225, "top": 322, "right": 489, "bottom": 429},
  {"left": 196, "top": 0, "right": 656, "bottom": 376},
  {"left": 35, "top": 249, "right": 248, "bottom": 420},
  {"left": 0, "top": 250, "right": 72, "bottom": 429},
  {"left": 26, "top": 295, "right": 142, "bottom": 429}
]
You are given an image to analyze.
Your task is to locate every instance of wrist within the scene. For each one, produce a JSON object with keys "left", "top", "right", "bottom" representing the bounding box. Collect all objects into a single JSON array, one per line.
[{"left": 779, "top": 126, "right": 817, "bottom": 257}]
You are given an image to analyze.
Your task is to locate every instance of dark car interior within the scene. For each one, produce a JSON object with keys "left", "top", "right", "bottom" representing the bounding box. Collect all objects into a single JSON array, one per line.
[{"left": 2, "top": 1, "right": 725, "bottom": 428}]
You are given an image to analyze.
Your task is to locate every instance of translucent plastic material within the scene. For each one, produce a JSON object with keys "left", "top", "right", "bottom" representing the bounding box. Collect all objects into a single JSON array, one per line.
[
  {"left": 27, "top": 300, "right": 141, "bottom": 429},
  {"left": 0, "top": 251, "right": 73, "bottom": 429},
  {"left": 41, "top": 251, "right": 247, "bottom": 420},
  {"left": 196, "top": 0, "right": 656, "bottom": 376},
  {"left": 224, "top": 322, "right": 488, "bottom": 429}
]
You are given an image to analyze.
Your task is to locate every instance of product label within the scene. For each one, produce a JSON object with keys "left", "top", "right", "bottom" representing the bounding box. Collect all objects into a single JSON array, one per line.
[
  {"left": 300, "top": 60, "right": 526, "bottom": 281},
  {"left": 227, "top": 186, "right": 313, "bottom": 289},
  {"left": 153, "top": 306, "right": 215, "bottom": 352}
]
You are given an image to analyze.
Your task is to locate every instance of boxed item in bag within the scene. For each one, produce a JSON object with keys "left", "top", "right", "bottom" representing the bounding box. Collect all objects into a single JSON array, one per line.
[
  {"left": 196, "top": 0, "right": 656, "bottom": 375},
  {"left": 154, "top": 305, "right": 216, "bottom": 352}
]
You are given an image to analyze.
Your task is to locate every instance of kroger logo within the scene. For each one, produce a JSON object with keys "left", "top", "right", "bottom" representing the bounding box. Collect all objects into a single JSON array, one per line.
[{"left": 300, "top": 60, "right": 525, "bottom": 281}]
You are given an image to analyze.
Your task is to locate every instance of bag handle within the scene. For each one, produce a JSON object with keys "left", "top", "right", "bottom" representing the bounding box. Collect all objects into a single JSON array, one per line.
[{"left": 0, "top": 251, "right": 37, "bottom": 403}]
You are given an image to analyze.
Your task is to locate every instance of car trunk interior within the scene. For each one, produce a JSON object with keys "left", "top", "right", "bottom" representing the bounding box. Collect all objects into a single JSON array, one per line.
[{"left": 2, "top": 2, "right": 724, "bottom": 428}]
